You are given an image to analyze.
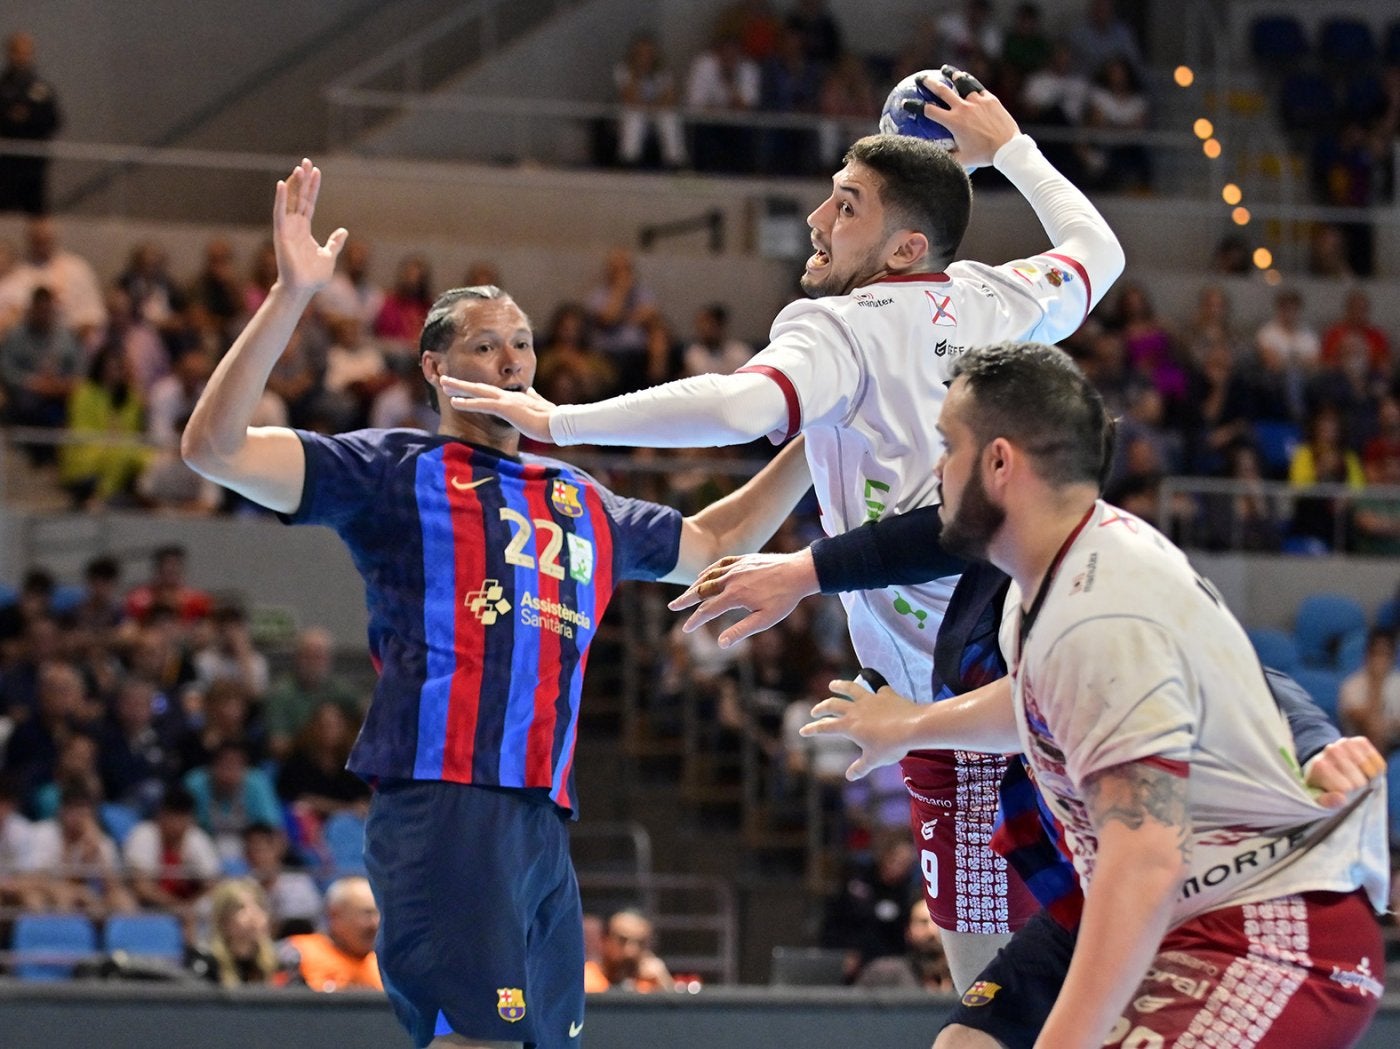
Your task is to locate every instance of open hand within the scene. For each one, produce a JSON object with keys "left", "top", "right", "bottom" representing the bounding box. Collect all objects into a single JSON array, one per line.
[
  {"left": 441, "top": 378, "right": 557, "bottom": 441},
  {"left": 799, "top": 678, "right": 922, "bottom": 780},
  {"left": 274, "top": 159, "right": 348, "bottom": 295},
  {"left": 668, "top": 550, "right": 818, "bottom": 648}
]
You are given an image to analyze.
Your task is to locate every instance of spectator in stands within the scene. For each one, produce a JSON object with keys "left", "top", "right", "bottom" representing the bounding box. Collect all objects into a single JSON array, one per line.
[
  {"left": 1182, "top": 334, "right": 1253, "bottom": 475},
  {"left": 534, "top": 301, "right": 618, "bottom": 406},
  {"left": 1085, "top": 56, "right": 1151, "bottom": 191},
  {"left": 369, "top": 353, "right": 436, "bottom": 432},
  {"left": 69, "top": 556, "right": 125, "bottom": 644},
  {"left": 242, "top": 822, "right": 323, "bottom": 936},
  {"left": 583, "top": 908, "right": 674, "bottom": 992},
  {"left": 117, "top": 242, "right": 183, "bottom": 335},
  {"left": 585, "top": 247, "right": 660, "bottom": 383},
  {"left": 263, "top": 627, "right": 361, "bottom": 760},
  {"left": 373, "top": 254, "right": 432, "bottom": 350},
  {"left": 717, "top": 0, "right": 782, "bottom": 62},
  {"left": 1363, "top": 396, "right": 1400, "bottom": 480},
  {"left": 641, "top": 312, "right": 681, "bottom": 388},
  {"left": 181, "top": 677, "right": 266, "bottom": 771},
  {"left": 820, "top": 828, "right": 917, "bottom": 980},
  {"left": 192, "top": 605, "right": 268, "bottom": 697},
  {"left": 59, "top": 344, "right": 148, "bottom": 510},
  {"left": 0, "top": 616, "right": 62, "bottom": 723},
  {"left": 23, "top": 780, "right": 135, "bottom": 916},
  {"left": 1307, "top": 223, "right": 1355, "bottom": 280},
  {"left": 146, "top": 347, "right": 214, "bottom": 451},
  {"left": 1307, "top": 331, "right": 1385, "bottom": 452},
  {"left": 125, "top": 612, "right": 199, "bottom": 696},
  {"left": 1252, "top": 289, "right": 1319, "bottom": 423},
  {"left": 613, "top": 32, "right": 686, "bottom": 170},
  {"left": 315, "top": 237, "right": 383, "bottom": 331},
  {"left": 686, "top": 34, "right": 761, "bottom": 174},
  {"left": 0, "top": 566, "right": 56, "bottom": 647},
  {"left": 124, "top": 544, "right": 213, "bottom": 625},
  {"left": 186, "top": 877, "right": 287, "bottom": 986},
  {"left": 0, "top": 218, "right": 105, "bottom": 338},
  {"left": 279, "top": 875, "right": 383, "bottom": 992},
  {"left": 1311, "top": 121, "right": 1386, "bottom": 277},
  {"left": 187, "top": 238, "right": 244, "bottom": 348},
  {"left": 30, "top": 729, "right": 104, "bottom": 820},
  {"left": 124, "top": 784, "right": 221, "bottom": 919},
  {"left": 184, "top": 741, "right": 281, "bottom": 862},
  {"left": 242, "top": 240, "right": 279, "bottom": 317},
  {"left": 0, "top": 774, "right": 35, "bottom": 908},
  {"left": 1019, "top": 42, "right": 1091, "bottom": 181},
  {"left": 0, "top": 31, "right": 62, "bottom": 215},
  {"left": 1115, "top": 282, "right": 1186, "bottom": 412},
  {"left": 787, "top": 0, "right": 843, "bottom": 67},
  {"left": 1068, "top": 0, "right": 1144, "bottom": 83},
  {"left": 1322, "top": 289, "right": 1391, "bottom": 373},
  {"left": 1001, "top": 3, "right": 1053, "bottom": 78},
  {"left": 98, "top": 674, "right": 186, "bottom": 811},
  {"left": 1339, "top": 629, "right": 1400, "bottom": 753},
  {"left": 1176, "top": 283, "right": 1241, "bottom": 367},
  {"left": 321, "top": 316, "right": 388, "bottom": 428},
  {"left": 98, "top": 286, "right": 169, "bottom": 399},
  {"left": 5, "top": 660, "right": 91, "bottom": 806},
  {"left": 1191, "top": 441, "right": 1284, "bottom": 553},
  {"left": 681, "top": 302, "right": 753, "bottom": 377},
  {"left": 938, "top": 0, "right": 1002, "bottom": 65},
  {"left": 0, "top": 286, "right": 83, "bottom": 453},
  {"left": 1288, "top": 406, "right": 1365, "bottom": 550},
  {"left": 265, "top": 320, "right": 324, "bottom": 428},
  {"left": 1353, "top": 435, "right": 1400, "bottom": 556},
  {"left": 275, "top": 702, "right": 371, "bottom": 832},
  {"left": 856, "top": 900, "right": 954, "bottom": 991},
  {"left": 1210, "top": 233, "right": 1251, "bottom": 276},
  {"left": 137, "top": 412, "right": 225, "bottom": 515},
  {"left": 759, "top": 25, "right": 822, "bottom": 175},
  {"left": 816, "top": 51, "right": 877, "bottom": 167}
]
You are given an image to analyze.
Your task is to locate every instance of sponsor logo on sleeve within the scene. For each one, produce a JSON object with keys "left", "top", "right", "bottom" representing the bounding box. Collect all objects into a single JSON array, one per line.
[{"left": 960, "top": 980, "right": 1001, "bottom": 1007}]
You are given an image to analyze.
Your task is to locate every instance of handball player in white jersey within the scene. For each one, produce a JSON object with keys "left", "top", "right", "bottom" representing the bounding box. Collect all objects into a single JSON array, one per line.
[
  {"left": 446, "top": 68, "right": 1124, "bottom": 985},
  {"left": 804, "top": 341, "right": 1388, "bottom": 1049}
]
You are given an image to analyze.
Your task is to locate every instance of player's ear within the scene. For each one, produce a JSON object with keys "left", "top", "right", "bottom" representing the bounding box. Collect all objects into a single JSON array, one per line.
[
  {"left": 886, "top": 229, "right": 929, "bottom": 273},
  {"left": 984, "top": 437, "right": 1014, "bottom": 490}
]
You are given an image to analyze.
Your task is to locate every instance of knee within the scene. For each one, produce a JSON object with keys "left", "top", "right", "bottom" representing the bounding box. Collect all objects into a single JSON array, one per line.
[{"left": 933, "top": 1023, "right": 1004, "bottom": 1049}]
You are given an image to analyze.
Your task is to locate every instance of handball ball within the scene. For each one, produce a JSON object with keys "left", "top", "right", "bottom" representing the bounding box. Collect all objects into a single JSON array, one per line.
[{"left": 878, "top": 71, "right": 955, "bottom": 142}]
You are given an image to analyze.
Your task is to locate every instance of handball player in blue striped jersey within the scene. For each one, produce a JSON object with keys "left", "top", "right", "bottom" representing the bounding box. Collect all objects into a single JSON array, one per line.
[{"left": 183, "top": 159, "right": 813, "bottom": 1049}]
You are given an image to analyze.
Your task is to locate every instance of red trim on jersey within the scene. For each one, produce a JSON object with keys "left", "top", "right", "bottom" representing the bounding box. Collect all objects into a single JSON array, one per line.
[
  {"left": 442, "top": 445, "right": 488, "bottom": 781},
  {"left": 1136, "top": 755, "right": 1190, "bottom": 778},
  {"left": 736, "top": 364, "right": 801, "bottom": 442},
  {"left": 1043, "top": 252, "right": 1092, "bottom": 325},
  {"left": 872, "top": 271, "right": 951, "bottom": 284},
  {"left": 553, "top": 484, "right": 615, "bottom": 811},
  {"left": 522, "top": 463, "right": 563, "bottom": 789}
]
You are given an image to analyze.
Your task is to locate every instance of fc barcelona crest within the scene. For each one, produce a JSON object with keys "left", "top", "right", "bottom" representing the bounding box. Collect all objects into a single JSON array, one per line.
[
  {"left": 551, "top": 480, "right": 584, "bottom": 518},
  {"left": 961, "top": 980, "right": 1001, "bottom": 1007},
  {"left": 497, "top": 987, "right": 526, "bottom": 1022}
]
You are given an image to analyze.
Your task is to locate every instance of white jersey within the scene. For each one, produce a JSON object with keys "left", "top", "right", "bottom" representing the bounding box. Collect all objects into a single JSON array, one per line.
[
  {"left": 1001, "top": 500, "right": 1388, "bottom": 923},
  {"left": 742, "top": 253, "right": 1095, "bottom": 700}
]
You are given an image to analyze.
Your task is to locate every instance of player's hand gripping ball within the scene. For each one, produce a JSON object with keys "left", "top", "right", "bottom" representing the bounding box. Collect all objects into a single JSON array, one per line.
[{"left": 878, "top": 65, "right": 985, "bottom": 143}]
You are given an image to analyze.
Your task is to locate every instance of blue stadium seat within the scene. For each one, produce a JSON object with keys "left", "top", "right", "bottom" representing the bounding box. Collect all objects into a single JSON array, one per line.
[
  {"left": 1250, "top": 15, "right": 1309, "bottom": 64},
  {"left": 99, "top": 802, "right": 141, "bottom": 847},
  {"left": 12, "top": 914, "right": 97, "bottom": 981},
  {"left": 1318, "top": 18, "right": 1377, "bottom": 67},
  {"left": 49, "top": 584, "right": 85, "bottom": 616},
  {"left": 323, "top": 811, "right": 367, "bottom": 876},
  {"left": 1387, "top": 751, "right": 1400, "bottom": 846},
  {"left": 1335, "top": 629, "right": 1368, "bottom": 675},
  {"left": 103, "top": 914, "right": 184, "bottom": 964},
  {"left": 1294, "top": 593, "right": 1368, "bottom": 668},
  {"left": 1287, "top": 667, "right": 1343, "bottom": 725},
  {"left": 1247, "top": 627, "right": 1301, "bottom": 673},
  {"left": 1375, "top": 596, "right": 1400, "bottom": 633}
]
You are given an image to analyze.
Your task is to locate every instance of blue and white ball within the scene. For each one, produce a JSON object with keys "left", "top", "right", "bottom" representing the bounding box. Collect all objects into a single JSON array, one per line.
[{"left": 878, "top": 71, "right": 956, "bottom": 143}]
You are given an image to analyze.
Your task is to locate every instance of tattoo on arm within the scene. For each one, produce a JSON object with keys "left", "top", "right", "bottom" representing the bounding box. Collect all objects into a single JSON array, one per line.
[{"left": 1083, "top": 761, "right": 1191, "bottom": 864}]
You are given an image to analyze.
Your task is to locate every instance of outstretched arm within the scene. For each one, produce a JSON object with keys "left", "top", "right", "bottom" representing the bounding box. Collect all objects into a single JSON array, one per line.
[{"left": 182, "top": 160, "right": 348, "bottom": 513}]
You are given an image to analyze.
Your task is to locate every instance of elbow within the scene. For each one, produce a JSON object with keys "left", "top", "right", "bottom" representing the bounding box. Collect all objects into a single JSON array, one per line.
[{"left": 180, "top": 422, "right": 225, "bottom": 478}]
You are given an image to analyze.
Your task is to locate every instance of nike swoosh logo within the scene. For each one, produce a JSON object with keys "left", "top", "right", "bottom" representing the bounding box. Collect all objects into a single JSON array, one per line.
[
  {"left": 569, "top": 1021, "right": 584, "bottom": 1038},
  {"left": 450, "top": 475, "right": 495, "bottom": 491}
]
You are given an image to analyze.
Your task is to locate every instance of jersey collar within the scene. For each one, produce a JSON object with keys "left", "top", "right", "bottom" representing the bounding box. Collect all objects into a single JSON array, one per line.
[{"left": 869, "top": 272, "right": 950, "bottom": 284}]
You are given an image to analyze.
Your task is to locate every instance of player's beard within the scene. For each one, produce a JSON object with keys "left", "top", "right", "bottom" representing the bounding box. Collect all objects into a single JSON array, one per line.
[
  {"left": 940, "top": 463, "right": 1005, "bottom": 562},
  {"left": 800, "top": 241, "right": 887, "bottom": 299}
]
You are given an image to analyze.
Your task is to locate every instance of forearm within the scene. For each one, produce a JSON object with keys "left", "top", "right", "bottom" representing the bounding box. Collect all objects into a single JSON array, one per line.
[
  {"left": 549, "top": 371, "right": 788, "bottom": 448},
  {"left": 994, "top": 134, "right": 1125, "bottom": 309},
  {"left": 183, "top": 283, "right": 311, "bottom": 463},
  {"left": 905, "top": 677, "right": 1019, "bottom": 753},
  {"left": 811, "top": 506, "right": 963, "bottom": 594},
  {"left": 1038, "top": 826, "right": 1182, "bottom": 1049}
]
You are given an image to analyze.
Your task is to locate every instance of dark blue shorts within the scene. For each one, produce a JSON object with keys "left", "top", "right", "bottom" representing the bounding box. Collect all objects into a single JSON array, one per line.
[
  {"left": 364, "top": 780, "right": 585, "bottom": 1049},
  {"left": 940, "top": 908, "right": 1075, "bottom": 1049}
]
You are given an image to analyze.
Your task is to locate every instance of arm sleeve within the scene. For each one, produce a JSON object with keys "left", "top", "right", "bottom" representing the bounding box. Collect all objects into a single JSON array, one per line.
[
  {"left": 277, "top": 430, "right": 387, "bottom": 528},
  {"left": 811, "top": 506, "right": 965, "bottom": 594},
  {"left": 591, "top": 477, "right": 685, "bottom": 581},
  {"left": 992, "top": 133, "right": 1126, "bottom": 322},
  {"left": 548, "top": 371, "right": 790, "bottom": 448},
  {"left": 1266, "top": 667, "right": 1341, "bottom": 764}
]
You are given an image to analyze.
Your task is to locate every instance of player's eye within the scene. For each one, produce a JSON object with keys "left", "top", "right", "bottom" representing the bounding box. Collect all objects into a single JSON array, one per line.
[{"left": 839, "top": 201, "right": 853, "bottom": 216}]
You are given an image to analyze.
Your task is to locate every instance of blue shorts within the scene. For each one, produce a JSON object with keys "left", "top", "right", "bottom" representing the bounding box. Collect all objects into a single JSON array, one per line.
[{"left": 364, "top": 780, "right": 585, "bottom": 1049}]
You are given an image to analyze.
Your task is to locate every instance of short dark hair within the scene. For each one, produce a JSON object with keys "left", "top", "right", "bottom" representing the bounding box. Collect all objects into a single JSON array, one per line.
[
  {"left": 951, "top": 342, "right": 1115, "bottom": 489},
  {"left": 159, "top": 784, "right": 197, "bottom": 815},
  {"left": 85, "top": 556, "right": 120, "bottom": 582},
  {"left": 153, "top": 544, "right": 187, "bottom": 564},
  {"left": 417, "top": 285, "right": 519, "bottom": 412},
  {"left": 845, "top": 136, "right": 972, "bottom": 268}
]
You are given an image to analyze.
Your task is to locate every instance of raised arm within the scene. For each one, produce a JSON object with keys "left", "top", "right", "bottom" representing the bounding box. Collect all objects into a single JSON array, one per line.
[
  {"left": 661, "top": 436, "right": 812, "bottom": 584},
  {"left": 181, "top": 159, "right": 348, "bottom": 513}
]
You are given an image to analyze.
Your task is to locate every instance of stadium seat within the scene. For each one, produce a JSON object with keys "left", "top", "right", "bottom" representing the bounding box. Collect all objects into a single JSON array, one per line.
[
  {"left": 323, "top": 811, "right": 367, "bottom": 876},
  {"left": 1287, "top": 667, "right": 1343, "bottom": 725},
  {"left": 1342, "top": 73, "right": 1387, "bottom": 123},
  {"left": 1335, "top": 629, "right": 1368, "bottom": 675},
  {"left": 1278, "top": 71, "right": 1338, "bottom": 136},
  {"left": 770, "top": 946, "right": 849, "bottom": 986},
  {"left": 99, "top": 802, "right": 141, "bottom": 847},
  {"left": 103, "top": 913, "right": 184, "bottom": 964},
  {"left": 1375, "top": 596, "right": 1400, "bottom": 632},
  {"left": 1247, "top": 627, "right": 1301, "bottom": 673},
  {"left": 49, "top": 584, "right": 85, "bottom": 616},
  {"left": 1388, "top": 752, "right": 1400, "bottom": 846},
  {"left": 1318, "top": 18, "right": 1377, "bottom": 67},
  {"left": 1294, "top": 593, "right": 1368, "bottom": 668},
  {"left": 12, "top": 914, "right": 98, "bottom": 981},
  {"left": 1249, "top": 15, "right": 1309, "bottom": 64}
]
